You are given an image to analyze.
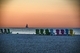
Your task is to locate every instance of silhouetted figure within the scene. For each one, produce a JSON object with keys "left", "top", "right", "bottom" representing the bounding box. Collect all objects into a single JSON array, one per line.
[
  {"left": 26, "top": 24, "right": 28, "bottom": 28},
  {"left": 61, "top": 29, "right": 64, "bottom": 35}
]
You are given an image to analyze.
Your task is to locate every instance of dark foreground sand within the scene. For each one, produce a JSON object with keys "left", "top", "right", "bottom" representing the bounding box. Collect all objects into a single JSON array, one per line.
[{"left": 0, "top": 34, "right": 80, "bottom": 53}]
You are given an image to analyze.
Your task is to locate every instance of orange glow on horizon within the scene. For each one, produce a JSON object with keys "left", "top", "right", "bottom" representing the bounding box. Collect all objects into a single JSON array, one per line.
[{"left": 0, "top": 0, "right": 80, "bottom": 28}]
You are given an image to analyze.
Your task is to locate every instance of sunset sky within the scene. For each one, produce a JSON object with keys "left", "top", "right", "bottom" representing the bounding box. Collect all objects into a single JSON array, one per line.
[{"left": 0, "top": 0, "right": 80, "bottom": 28}]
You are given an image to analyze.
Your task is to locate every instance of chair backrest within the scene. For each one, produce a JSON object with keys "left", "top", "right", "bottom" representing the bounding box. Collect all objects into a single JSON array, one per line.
[
  {"left": 69, "top": 29, "right": 74, "bottom": 35},
  {"left": 0, "top": 29, "right": 4, "bottom": 33},
  {"left": 40, "top": 29, "right": 44, "bottom": 35},
  {"left": 65, "top": 29, "right": 69, "bottom": 35},
  {"left": 61, "top": 29, "right": 64, "bottom": 35},
  {"left": 45, "top": 29, "right": 50, "bottom": 35},
  {"left": 56, "top": 29, "right": 59, "bottom": 35},
  {"left": 36, "top": 29, "right": 39, "bottom": 34}
]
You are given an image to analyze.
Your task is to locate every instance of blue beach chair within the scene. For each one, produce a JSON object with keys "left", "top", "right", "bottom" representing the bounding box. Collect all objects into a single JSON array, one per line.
[{"left": 50, "top": 29, "right": 55, "bottom": 35}]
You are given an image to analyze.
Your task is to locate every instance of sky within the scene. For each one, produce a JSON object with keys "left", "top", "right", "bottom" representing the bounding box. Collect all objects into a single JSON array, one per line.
[{"left": 0, "top": 0, "right": 80, "bottom": 28}]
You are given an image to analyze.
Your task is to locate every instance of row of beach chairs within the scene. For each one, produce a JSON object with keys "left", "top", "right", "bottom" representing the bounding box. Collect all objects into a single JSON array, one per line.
[
  {"left": 0, "top": 29, "right": 11, "bottom": 34},
  {"left": 0, "top": 28, "right": 75, "bottom": 36},
  {"left": 36, "top": 29, "right": 75, "bottom": 36}
]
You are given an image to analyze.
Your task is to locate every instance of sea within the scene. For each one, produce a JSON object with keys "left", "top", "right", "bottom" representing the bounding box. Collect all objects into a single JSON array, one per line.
[{"left": 0, "top": 34, "right": 80, "bottom": 53}]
